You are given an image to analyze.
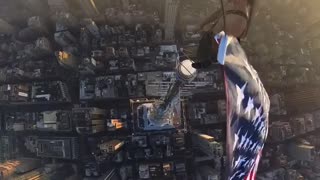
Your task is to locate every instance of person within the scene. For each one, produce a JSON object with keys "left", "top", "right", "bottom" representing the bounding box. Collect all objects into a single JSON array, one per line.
[
  {"left": 194, "top": 0, "right": 255, "bottom": 69},
  {"left": 195, "top": 1, "right": 270, "bottom": 180},
  {"left": 201, "top": 0, "right": 251, "bottom": 38}
]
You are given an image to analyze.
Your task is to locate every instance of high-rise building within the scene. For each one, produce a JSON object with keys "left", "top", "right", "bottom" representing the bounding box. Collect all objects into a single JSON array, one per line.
[
  {"left": 288, "top": 143, "right": 315, "bottom": 161},
  {"left": 284, "top": 87, "right": 320, "bottom": 114},
  {"left": 193, "top": 133, "right": 224, "bottom": 158},
  {"left": 14, "top": 158, "right": 41, "bottom": 174},
  {"left": 83, "top": 18, "right": 100, "bottom": 38},
  {"left": 72, "top": 107, "right": 106, "bottom": 134},
  {"left": 164, "top": 0, "right": 179, "bottom": 41},
  {"left": 99, "top": 140, "right": 124, "bottom": 153},
  {"left": 0, "top": 160, "right": 21, "bottom": 178},
  {"left": 40, "top": 111, "right": 73, "bottom": 131},
  {"left": 0, "top": 136, "right": 16, "bottom": 162},
  {"left": 56, "top": 51, "right": 79, "bottom": 69},
  {"left": 196, "top": 166, "right": 220, "bottom": 180},
  {"left": 130, "top": 98, "right": 182, "bottom": 131},
  {"left": 37, "top": 137, "right": 79, "bottom": 160},
  {"left": 47, "top": 0, "right": 69, "bottom": 12},
  {"left": 79, "top": 0, "right": 100, "bottom": 18}
]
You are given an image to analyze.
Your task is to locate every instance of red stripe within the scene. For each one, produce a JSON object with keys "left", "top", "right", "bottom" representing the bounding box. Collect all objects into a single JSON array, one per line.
[
  {"left": 245, "top": 150, "right": 262, "bottom": 180},
  {"left": 223, "top": 66, "right": 233, "bottom": 178}
]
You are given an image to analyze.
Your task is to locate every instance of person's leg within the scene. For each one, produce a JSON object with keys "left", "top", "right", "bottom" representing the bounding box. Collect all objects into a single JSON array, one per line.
[{"left": 194, "top": 0, "right": 253, "bottom": 68}]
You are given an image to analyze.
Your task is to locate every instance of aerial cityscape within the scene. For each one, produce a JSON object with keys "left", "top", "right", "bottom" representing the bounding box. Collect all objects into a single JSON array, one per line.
[{"left": 0, "top": 0, "right": 320, "bottom": 180}]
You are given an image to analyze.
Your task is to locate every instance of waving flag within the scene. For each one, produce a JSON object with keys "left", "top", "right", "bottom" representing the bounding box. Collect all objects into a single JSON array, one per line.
[{"left": 215, "top": 32, "right": 270, "bottom": 180}]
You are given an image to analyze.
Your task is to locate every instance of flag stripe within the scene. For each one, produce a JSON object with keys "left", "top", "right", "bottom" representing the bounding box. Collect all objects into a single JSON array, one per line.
[{"left": 217, "top": 34, "right": 269, "bottom": 180}]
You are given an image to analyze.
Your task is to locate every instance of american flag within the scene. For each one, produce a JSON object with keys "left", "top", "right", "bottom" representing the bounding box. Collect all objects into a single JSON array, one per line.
[{"left": 215, "top": 32, "right": 270, "bottom": 180}]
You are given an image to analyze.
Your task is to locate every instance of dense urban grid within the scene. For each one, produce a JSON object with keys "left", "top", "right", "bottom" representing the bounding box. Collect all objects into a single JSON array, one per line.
[{"left": 0, "top": 0, "right": 320, "bottom": 180}]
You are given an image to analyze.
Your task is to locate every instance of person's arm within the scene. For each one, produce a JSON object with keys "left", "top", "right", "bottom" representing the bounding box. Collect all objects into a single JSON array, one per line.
[
  {"left": 224, "top": 0, "right": 249, "bottom": 38},
  {"left": 200, "top": 0, "right": 252, "bottom": 38},
  {"left": 195, "top": 0, "right": 253, "bottom": 68}
]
